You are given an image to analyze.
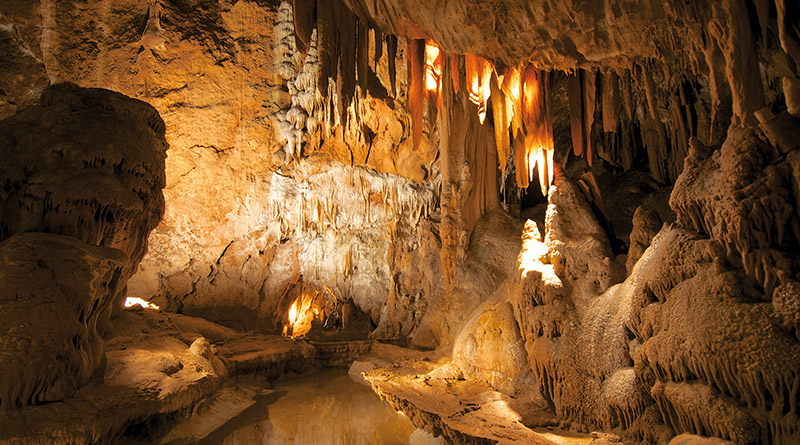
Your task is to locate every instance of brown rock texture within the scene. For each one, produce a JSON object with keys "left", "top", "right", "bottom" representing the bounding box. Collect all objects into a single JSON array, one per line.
[
  {"left": 0, "top": 84, "right": 167, "bottom": 409},
  {"left": 0, "top": 233, "right": 127, "bottom": 409},
  {"left": 0, "top": 307, "right": 315, "bottom": 443},
  {"left": 507, "top": 136, "right": 800, "bottom": 442},
  {"left": 1, "top": 0, "right": 443, "bottom": 337},
  {"left": 0, "top": 83, "right": 167, "bottom": 273},
  {"left": 1, "top": 0, "right": 799, "bottom": 442}
]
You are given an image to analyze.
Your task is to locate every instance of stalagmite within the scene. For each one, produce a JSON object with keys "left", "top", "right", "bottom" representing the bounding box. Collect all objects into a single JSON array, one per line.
[{"left": 2, "top": 0, "right": 800, "bottom": 443}]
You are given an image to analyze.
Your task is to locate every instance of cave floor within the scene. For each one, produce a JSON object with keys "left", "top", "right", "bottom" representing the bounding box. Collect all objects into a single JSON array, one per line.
[
  {"left": 0, "top": 308, "right": 315, "bottom": 444},
  {"left": 363, "top": 354, "right": 622, "bottom": 445}
]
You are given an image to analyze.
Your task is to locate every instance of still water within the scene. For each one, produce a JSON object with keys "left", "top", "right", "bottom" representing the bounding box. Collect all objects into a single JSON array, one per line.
[{"left": 161, "top": 368, "right": 440, "bottom": 445}]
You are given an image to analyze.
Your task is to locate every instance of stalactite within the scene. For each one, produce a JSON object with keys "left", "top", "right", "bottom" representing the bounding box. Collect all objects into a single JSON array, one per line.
[
  {"left": 568, "top": 73, "right": 584, "bottom": 157},
  {"left": 451, "top": 53, "right": 460, "bottom": 94},
  {"left": 316, "top": 0, "right": 336, "bottom": 95},
  {"left": 408, "top": 38, "right": 426, "bottom": 150},
  {"left": 356, "top": 17, "right": 369, "bottom": 96},
  {"left": 373, "top": 27, "right": 382, "bottom": 68},
  {"left": 514, "top": 129, "right": 529, "bottom": 189},
  {"left": 707, "top": 0, "right": 766, "bottom": 126},
  {"left": 292, "top": 0, "right": 315, "bottom": 54},
  {"left": 582, "top": 70, "right": 597, "bottom": 167},
  {"left": 438, "top": 53, "right": 468, "bottom": 289},
  {"left": 463, "top": 54, "right": 492, "bottom": 123},
  {"left": 776, "top": 0, "right": 800, "bottom": 70},
  {"left": 601, "top": 71, "right": 620, "bottom": 133},
  {"left": 386, "top": 34, "right": 398, "bottom": 97},
  {"left": 490, "top": 73, "right": 509, "bottom": 173},
  {"left": 520, "top": 66, "right": 554, "bottom": 195},
  {"left": 502, "top": 67, "right": 523, "bottom": 143},
  {"left": 275, "top": 1, "right": 299, "bottom": 81},
  {"left": 336, "top": 3, "right": 356, "bottom": 127}
]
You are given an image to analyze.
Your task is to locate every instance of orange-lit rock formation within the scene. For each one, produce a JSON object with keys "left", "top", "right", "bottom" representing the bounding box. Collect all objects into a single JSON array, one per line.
[{"left": 0, "top": 0, "right": 799, "bottom": 442}]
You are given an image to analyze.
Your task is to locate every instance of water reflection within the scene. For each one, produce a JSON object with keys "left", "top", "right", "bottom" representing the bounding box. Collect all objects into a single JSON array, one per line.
[{"left": 196, "top": 369, "right": 438, "bottom": 445}]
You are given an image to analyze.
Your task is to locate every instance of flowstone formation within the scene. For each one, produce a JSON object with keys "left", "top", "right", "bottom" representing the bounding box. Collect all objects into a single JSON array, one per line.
[
  {"left": 511, "top": 156, "right": 800, "bottom": 442},
  {"left": 0, "top": 234, "right": 127, "bottom": 409},
  {"left": 0, "top": 84, "right": 167, "bottom": 409},
  {"left": 1, "top": 0, "right": 800, "bottom": 443}
]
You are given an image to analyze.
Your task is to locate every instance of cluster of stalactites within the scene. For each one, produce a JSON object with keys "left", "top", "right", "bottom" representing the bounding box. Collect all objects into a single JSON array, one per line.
[
  {"left": 410, "top": 39, "right": 556, "bottom": 197},
  {"left": 292, "top": 1, "right": 560, "bottom": 196},
  {"left": 293, "top": 0, "right": 399, "bottom": 130}
]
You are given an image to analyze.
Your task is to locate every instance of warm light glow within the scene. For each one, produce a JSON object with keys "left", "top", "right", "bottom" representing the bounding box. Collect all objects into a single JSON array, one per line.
[
  {"left": 124, "top": 297, "right": 160, "bottom": 310},
  {"left": 465, "top": 55, "right": 494, "bottom": 123},
  {"left": 481, "top": 66, "right": 492, "bottom": 124},
  {"left": 520, "top": 66, "right": 554, "bottom": 195},
  {"left": 289, "top": 299, "right": 299, "bottom": 326},
  {"left": 502, "top": 67, "right": 522, "bottom": 133},
  {"left": 469, "top": 76, "right": 482, "bottom": 104},
  {"left": 425, "top": 40, "right": 442, "bottom": 93},
  {"left": 284, "top": 286, "right": 327, "bottom": 338}
]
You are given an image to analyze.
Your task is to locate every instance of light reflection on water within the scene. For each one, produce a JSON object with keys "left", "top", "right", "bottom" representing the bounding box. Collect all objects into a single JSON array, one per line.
[{"left": 194, "top": 368, "right": 439, "bottom": 445}]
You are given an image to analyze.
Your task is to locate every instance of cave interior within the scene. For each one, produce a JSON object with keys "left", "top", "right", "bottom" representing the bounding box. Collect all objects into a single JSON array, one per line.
[{"left": 1, "top": 0, "right": 800, "bottom": 443}]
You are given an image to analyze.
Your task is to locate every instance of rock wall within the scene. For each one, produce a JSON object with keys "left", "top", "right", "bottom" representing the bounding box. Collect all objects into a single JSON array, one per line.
[
  {"left": 0, "top": 84, "right": 167, "bottom": 409},
  {"left": 509, "top": 131, "right": 800, "bottom": 442},
  {"left": 2, "top": 0, "right": 799, "bottom": 441},
  {"left": 329, "top": 0, "right": 800, "bottom": 441},
  {"left": 0, "top": 84, "right": 167, "bottom": 277},
  {"left": 0, "top": 0, "right": 443, "bottom": 339}
]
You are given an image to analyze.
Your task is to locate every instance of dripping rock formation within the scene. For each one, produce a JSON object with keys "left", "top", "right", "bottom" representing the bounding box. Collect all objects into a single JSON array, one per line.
[{"left": 1, "top": 0, "right": 799, "bottom": 443}]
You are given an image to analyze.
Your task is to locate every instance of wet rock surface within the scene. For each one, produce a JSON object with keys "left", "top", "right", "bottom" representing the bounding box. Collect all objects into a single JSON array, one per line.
[
  {"left": 0, "top": 0, "right": 799, "bottom": 443},
  {"left": 0, "top": 307, "right": 315, "bottom": 444}
]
